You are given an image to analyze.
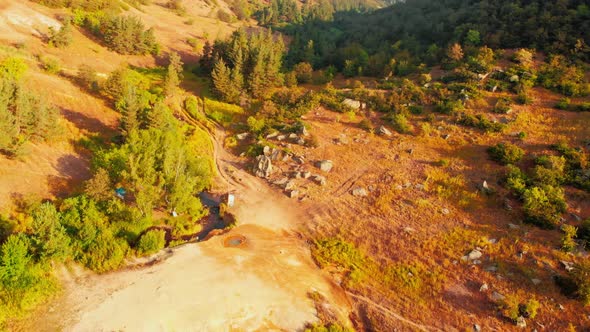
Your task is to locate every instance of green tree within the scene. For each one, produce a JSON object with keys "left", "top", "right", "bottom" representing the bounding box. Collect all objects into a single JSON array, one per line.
[
  {"left": 48, "top": 19, "right": 73, "bottom": 48},
  {"left": 85, "top": 168, "right": 113, "bottom": 202},
  {"left": 164, "top": 52, "right": 183, "bottom": 97},
  {"left": 30, "top": 203, "right": 70, "bottom": 262},
  {"left": 523, "top": 185, "right": 567, "bottom": 228},
  {"left": 294, "top": 62, "right": 313, "bottom": 83},
  {"left": 137, "top": 229, "right": 166, "bottom": 255},
  {"left": 211, "top": 58, "right": 237, "bottom": 102}
]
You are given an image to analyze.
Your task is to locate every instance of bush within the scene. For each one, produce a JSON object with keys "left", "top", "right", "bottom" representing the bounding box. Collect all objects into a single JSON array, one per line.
[
  {"left": 217, "top": 9, "right": 233, "bottom": 22},
  {"left": 294, "top": 62, "right": 313, "bottom": 84},
  {"left": 516, "top": 90, "right": 533, "bottom": 105},
  {"left": 458, "top": 113, "right": 505, "bottom": 133},
  {"left": 555, "top": 97, "right": 571, "bottom": 110},
  {"left": 505, "top": 164, "right": 528, "bottom": 196},
  {"left": 523, "top": 185, "right": 567, "bottom": 228},
  {"left": 77, "top": 64, "right": 99, "bottom": 91},
  {"left": 492, "top": 97, "right": 512, "bottom": 114},
  {"left": 390, "top": 113, "right": 411, "bottom": 134},
  {"left": 561, "top": 224, "right": 578, "bottom": 252},
  {"left": 137, "top": 229, "right": 166, "bottom": 255},
  {"left": 435, "top": 99, "right": 464, "bottom": 115},
  {"left": 532, "top": 155, "right": 566, "bottom": 186},
  {"left": 358, "top": 118, "right": 372, "bottom": 131},
  {"left": 48, "top": 19, "right": 73, "bottom": 48},
  {"left": 488, "top": 143, "right": 524, "bottom": 165},
  {"left": 40, "top": 56, "right": 61, "bottom": 74},
  {"left": 571, "top": 260, "right": 590, "bottom": 305}
]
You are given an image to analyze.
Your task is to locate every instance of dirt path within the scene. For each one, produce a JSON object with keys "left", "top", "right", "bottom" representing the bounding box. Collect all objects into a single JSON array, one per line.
[{"left": 32, "top": 104, "right": 352, "bottom": 332}]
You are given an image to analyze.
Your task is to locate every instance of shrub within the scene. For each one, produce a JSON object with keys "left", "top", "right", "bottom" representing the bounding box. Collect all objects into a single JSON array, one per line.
[
  {"left": 217, "top": 9, "right": 233, "bottom": 22},
  {"left": 555, "top": 97, "right": 571, "bottom": 110},
  {"left": 294, "top": 62, "right": 313, "bottom": 84},
  {"left": 40, "top": 56, "right": 61, "bottom": 74},
  {"left": 435, "top": 99, "right": 464, "bottom": 115},
  {"left": 532, "top": 155, "right": 566, "bottom": 186},
  {"left": 523, "top": 185, "right": 567, "bottom": 228},
  {"left": 492, "top": 97, "right": 512, "bottom": 114},
  {"left": 48, "top": 19, "right": 73, "bottom": 48},
  {"left": 571, "top": 260, "right": 590, "bottom": 305},
  {"left": 561, "top": 224, "right": 578, "bottom": 252},
  {"left": 390, "top": 113, "right": 411, "bottom": 134},
  {"left": 505, "top": 165, "right": 528, "bottom": 196},
  {"left": 498, "top": 295, "right": 540, "bottom": 322},
  {"left": 77, "top": 64, "right": 99, "bottom": 91},
  {"left": 516, "top": 90, "right": 533, "bottom": 105},
  {"left": 137, "top": 229, "right": 166, "bottom": 255},
  {"left": 488, "top": 143, "right": 524, "bottom": 165},
  {"left": 358, "top": 118, "right": 372, "bottom": 131},
  {"left": 458, "top": 113, "right": 504, "bottom": 133},
  {"left": 83, "top": 232, "right": 129, "bottom": 273}
]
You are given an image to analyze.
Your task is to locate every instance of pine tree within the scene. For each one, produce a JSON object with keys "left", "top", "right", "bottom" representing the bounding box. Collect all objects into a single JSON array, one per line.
[
  {"left": 119, "top": 86, "right": 140, "bottom": 136},
  {"left": 211, "top": 58, "right": 233, "bottom": 102},
  {"left": 164, "top": 52, "right": 183, "bottom": 97}
]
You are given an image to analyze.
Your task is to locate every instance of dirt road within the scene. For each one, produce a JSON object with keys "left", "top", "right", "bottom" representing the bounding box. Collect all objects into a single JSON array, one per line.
[{"left": 32, "top": 109, "right": 351, "bottom": 332}]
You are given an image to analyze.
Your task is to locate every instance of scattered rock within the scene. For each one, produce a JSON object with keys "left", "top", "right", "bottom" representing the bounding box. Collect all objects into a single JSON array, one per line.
[
  {"left": 284, "top": 180, "right": 296, "bottom": 191},
  {"left": 485, "top": 265, "right": 498, "bottom": 272},
  {"left": 572, "top": 213, "right": 582, "bottom": 222},
  {"left": 342, "top": 98, "right": 362, "bottom": 110},
  {"left": 508, "top": 223, "right": 520, "bottom": 230},
  {"left": 314, "top": 175, "right": 327, "bottom": 186},
  {"left": 378, "top": 125, "right": 392, "bottom": 137},
  {"left": 473, "top": 324, "right": 481, "bottom": 332},
  {"left": 441, "top": 208, "right": 450, "bottom": 215},
  {"left": 288, "top": 190, "right": 299, "bottom": 198},
  {"left": 263, "top": 146, "right": 271, "bottom": 156},
  {"left": 300, "top": 126, "right": 309, "bottom": 137},
  {"left": 317, "top": 160, "right": 333, "bottom": 172},
  {"left": 253, "top": 155, "right": 273, "bottom": 178},
  {"left": 296, "top": 137, "right": 305, "bottom": 145},
  {"left": 236, "top": 132, "right": 249, "bottom": 140},
  {"left": 407, "top": 148, "right": 414, "bottom": 155},
  {"left": 273, "top": 177, "right": 289, "bottom": 186},
  {"left": 472, "top": 259, "right": 482, "bottom": 265},
  {"left": 395, "top": 185, "right": 403, "bottom": 190},
  {"left": 558, "top": 304, "right": 565, "bottom": 311},
  {"left": 479, "top": 283, "right": 489, "bottom": 292},
  {"left": 516, "top": 316, "right": 526, "bottom": 328},
  {"left": 443, "top": 134, "right": 451, "bottom": 140},
  {"left": 303, "top": 172, "right": 311, "bottom": 179},
  {"left": 561, "top": 261, "right": 575, "bottom": 272},
  {"left": 293, "top": 172, "right": 302, "bottom": 179},
  {"left": 491, "top": 291, "right": 505, "bottom": 302},
  {"left": 531, "top": 278, "right": 541, "bottom": 286},
  {"left": 487, "top": 238, "right": 497, "bottom": 244},
  {"left": 351, "top": 187, "right": 368, "bottom": 197},
  {"left": 403, "top": 182, "right": 412, "bottom": 188},
  {"left": 293, "top": 155, "right": 305, "bottom": 164},
  {"left": 414, "top": 184, "right": 425, "bottom": 191},
  {"left": 266, "top": 132, "right": 278, "bottom": 139},
  {"left": 288, "top": 133, "right": 298, "bottom": 139},
  {"left": 403, "top": 227, "right": 415, "bottom": 234},
  {"left": 277, "top": 135, "right": 286, "bottom": 141},
  {"left": 468, "top": 249, "right": 483, "bottom": 260},
  {"left": 480, "top": 180, "right": 494, "bottom": 194}
]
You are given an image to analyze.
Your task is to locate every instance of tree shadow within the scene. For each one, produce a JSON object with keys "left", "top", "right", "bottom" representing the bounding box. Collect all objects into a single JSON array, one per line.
[
  {"left": 59, "top": 107, "right": 117, "bottom": 136},
  {"left": 47, "top": 154, "right": 91, "bottom": 198}
]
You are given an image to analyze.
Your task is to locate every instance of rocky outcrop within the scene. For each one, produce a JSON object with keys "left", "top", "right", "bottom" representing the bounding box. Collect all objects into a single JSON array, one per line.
[{"left": 253, "top": 155, "right": 273, "bottom": 178}]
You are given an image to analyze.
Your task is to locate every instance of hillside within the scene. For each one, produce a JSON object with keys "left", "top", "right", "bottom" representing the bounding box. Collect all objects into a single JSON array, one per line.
[{"left": 0, "top": 0, "right": 589, "bottom": 331}]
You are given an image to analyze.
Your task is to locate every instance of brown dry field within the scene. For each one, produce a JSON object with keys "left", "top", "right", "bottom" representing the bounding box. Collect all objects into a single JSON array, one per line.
[{"left": 253, "top": 87, "right": 590, "bottom": 330}]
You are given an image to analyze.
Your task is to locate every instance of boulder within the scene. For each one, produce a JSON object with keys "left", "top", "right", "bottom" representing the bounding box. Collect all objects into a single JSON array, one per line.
[
  {"left": 351, "top": 187, "right": 368, "bottom": 197},
  {"left": 253, "top": 155, "right": 273, "bottom": 178},
  {"left": 297, "top": 137, "right": 306, "bottom": 145},
  {"left": 284, "top": 180, "right": 296, "bottom": 191},
  {"left": 266, "top": 132, "right": 279, "bottom": 139},
  {"left": 317, "top": 160, "right": 333, "bottom": 172},
  {"left": 288, "top": 190, "right": 299, "bottom": 198},
  {"left": 314, "top": 175, "right": 327, "bottom": 186},
  {"left": 263, "top": 146, "right": 271, "bottom": 156},
  {"left": 303, "top": 172, "right": 311, "bottom": 179},
  {"left": 378, "top": 125, "right": 393, "bottom": 137},
  {"left": 273, "top": 177, "right": 289, "bottom": 186},
  {"left": 342, "top": 98, "right": 362, "bottom": 110},
  {"left": 300, "top": 126, "right": 309, "bottom": 137},
  {"left": 277, "top": 135, "right": 286, "bottom": 141},
  {"left": 288, "top": 133, "right": 298, "bottom": 139},
  {"left": 479, "top": 283, "right": 488, "bottom": 292},
  {"left": 516, "top": 317, "right": 526, "bottom": 328},
  {"left": 468, "top": 249, "right": 483, "bottom": 260},
  {"left": 491, "top": 291, "right": 505, "bottom": 302},
  {"left": 236, "top": 132, "right": 249, "bottom": 140}
]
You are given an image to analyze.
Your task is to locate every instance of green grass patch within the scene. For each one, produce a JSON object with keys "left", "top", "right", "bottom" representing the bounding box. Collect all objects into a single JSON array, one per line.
[{"left": 204, "top": 98, "right": 244, "bottom": 127}]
